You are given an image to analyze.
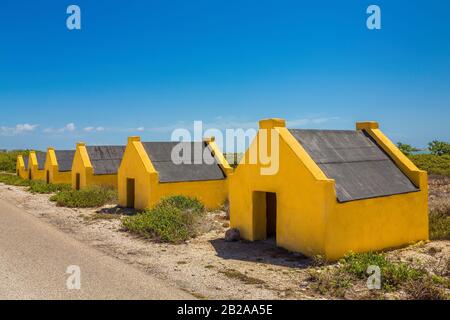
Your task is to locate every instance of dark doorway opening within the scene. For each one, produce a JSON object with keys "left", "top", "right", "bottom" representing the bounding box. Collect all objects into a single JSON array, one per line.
[
  {"left": 46, "top": 170, "right": 50, "bottom": 184},
  {"left": 252, "top": 191, "right": 277, "bottom": 240},
  {"left": 126, "top": 178, "right": 135, "bottom": 208},
  {"left": 29, "top": 169, "right": 32, "bottom": 180},
  {"left": 75, "top": 173, "right": 81, "bottom": 190},
  {"left": 266, "top": 192, "right": 277, "bottom": 238}
]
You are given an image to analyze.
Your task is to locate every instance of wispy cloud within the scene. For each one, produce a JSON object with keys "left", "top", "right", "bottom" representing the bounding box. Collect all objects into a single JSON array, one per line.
[
  {"left": 44, "top": 123, "right": 76, "bottom": 134},
  {"left": 0, "top": 123, "right": 39, "bottom": 136},
  {"left": 84, "top": 126, "right": 105, "bottom": 133},
  {"left": 141, "top": 116, "right": 341, "bottom": 133}
]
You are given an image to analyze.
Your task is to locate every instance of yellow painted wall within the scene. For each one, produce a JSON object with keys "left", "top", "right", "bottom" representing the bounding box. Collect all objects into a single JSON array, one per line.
[
  {"left": 322, "top": 122, "right": 429, "bottom": 260},
  {"left": 16, "top": 155, "right": 29, "bottom": 180},
  {"left": 326, "top": 190, "right": 428, "bottom": 260},
  {"left": 118, "top": 136, "right": 230, "bottom": 210},
  {"left": 118, "top": 137, "right": 158, "bottom": 210},
  {"left": 151, "top": 179, "right": 229, "bottom": 210},
  {"left": 71, "top": 143, "right": 118, "bottom": 190},
  {"left": 44, "top": 148, "right": 72, "bottom": 184},
  {"left": 28, "top": 151, "right": 46, "bottom": 181},
  {"left": 230, "top": 119, "right": 335, "bottom": 258},
  {"left": 230, "top": 119, "right": 429, "bottom": 261}
]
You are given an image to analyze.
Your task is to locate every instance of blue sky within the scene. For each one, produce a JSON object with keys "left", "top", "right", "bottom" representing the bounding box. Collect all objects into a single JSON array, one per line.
[{"left": 0, "top": 0, "right": 449, "bottom": 151}]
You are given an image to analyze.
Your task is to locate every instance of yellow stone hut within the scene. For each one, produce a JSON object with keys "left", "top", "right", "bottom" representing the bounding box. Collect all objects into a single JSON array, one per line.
[
  {"left": 16, "top": 154, "right": 29, "bottom": 180},
  {"left": 27, "top": 151, "right": 46, "bottom": 181},
  {"left": 118, "top": 137, "right": 232, "bottom": 210},
  {"left": 44, "top": 148, "right": 75, "bottom": 184},
  {"left": 71, "top": 143, "right": 125, "bottom": 190},
  {"left": 229, "top": 119, "right": 428, "bottom": 260}
]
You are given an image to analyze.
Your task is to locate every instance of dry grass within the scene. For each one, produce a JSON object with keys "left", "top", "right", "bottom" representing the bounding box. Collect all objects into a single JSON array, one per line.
[
  {"left": 428, "top": 176, "right": 450, "bottom": 240},
  {"left": 219, "top": 269, "right": 266, "bottom": 285}
]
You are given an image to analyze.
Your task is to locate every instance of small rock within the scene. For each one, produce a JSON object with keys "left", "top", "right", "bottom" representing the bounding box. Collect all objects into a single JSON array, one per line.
[{"left": 225, "top": 228, "right": 240, "bottom": 242}]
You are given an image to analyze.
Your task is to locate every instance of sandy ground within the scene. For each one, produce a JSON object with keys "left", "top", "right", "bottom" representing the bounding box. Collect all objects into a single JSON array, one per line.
[{"left": 0, "top": 177, "right": 448, "bottom": 300}]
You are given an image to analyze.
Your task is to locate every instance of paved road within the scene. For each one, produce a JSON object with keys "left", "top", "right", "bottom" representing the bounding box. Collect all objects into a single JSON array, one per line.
[{"left": 0, "top": 198, "right": 193, "bottom": 300}]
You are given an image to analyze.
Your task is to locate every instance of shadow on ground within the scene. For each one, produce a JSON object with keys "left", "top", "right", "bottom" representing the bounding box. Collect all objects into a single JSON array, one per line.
[
  {"left": 95, "top": 206, "right": 138, "bottom": 216},
  {"left": 210, "top": 237, "right": 313, "bottom": 269}
]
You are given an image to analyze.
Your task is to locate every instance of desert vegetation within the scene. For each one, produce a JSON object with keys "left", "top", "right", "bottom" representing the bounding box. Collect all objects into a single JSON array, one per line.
[
  {"left": 397, "top": 140, "right": 450, "bottom": 176},
  {"left": 308, "top": 251, "right": 449, "bottom": 299},
  {"left": 28, "top": 181, "right": 72, "bottom": 194},
  {"left": 50, "top": 186, "right": 118, "bottom": 208},
  {"left": 0, "top": 150, "right": 29, "bottom": 172},
  {"left": 0, "top": 173, "right": 117, "bottom": 208},
  {"left": 122, "top": 195, "right": 207, "bottom": 243}
]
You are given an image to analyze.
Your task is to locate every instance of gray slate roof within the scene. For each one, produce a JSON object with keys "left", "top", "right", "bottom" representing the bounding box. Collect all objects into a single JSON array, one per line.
[
  {"left": 36, "top": 152, "right": 46, "bottom": 170},
  {"left": 86, "top": 146, "right": 125, "bottom": 175},
  {"left": 289, "top": 129, "right": 419, "bottom": 202},
  {"left": 54, "top": 150, "right": 75, "bottom": 172},
  {"left": 142, "top": 142, "right": 226, "bottom": 183}
]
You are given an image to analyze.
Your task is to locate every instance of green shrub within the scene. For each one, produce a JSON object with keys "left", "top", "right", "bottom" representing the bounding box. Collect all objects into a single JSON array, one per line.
[
  {"left": 310, "top": 252, "right": 447, "bottom": 299},
  {"left": 429, "top": 209, "right": 450, "bottom": 240},
  {"left": 122, "top": 195, "right": 205, "bottom": 243},
  {"left": 0, "top": 150, "right": 29, "bottom": 173},
  {"left": 50, "top": 186, "right": 118, "bottom": 208},
  {"left": 341, "top": 252, "right": 424, "bottom": 291},
  {"left": 158, "top": 195, "right": 204, "bottom": 213},
  {"left": 28, "top": 181, "right": 71, "bottom": 194},
  {"left": 428, "top": 140, "right": 450, "bottom": 156},
  {"left": 409, "top": 154, "right": 450, "bottom": 176},
  {"left": 0, "top": 173, "right": 31, "bottom": 186},
  {"left": 397, "top": 142, "right": 420, "bottom": 157}
]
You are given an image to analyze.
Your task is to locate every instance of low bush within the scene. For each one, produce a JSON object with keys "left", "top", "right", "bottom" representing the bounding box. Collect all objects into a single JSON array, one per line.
[
  {"left": 429, "top": 209, "right": 450, "bottom": 240},
  {"left": 310, "top": 252, "right": 447, "bottom": 299},
  {"left": 158, "top": 195, "right": 204, "bottom": 213},
  {"left": 409, "top": 154, "right": 450, "bottom": 176},
  {"left": 50, "top": 186, "right": 118, "bottom": 208},
  {"left": 28, "top": 181, "right": 71, "bottom": 194},
  {"left": 122, "top": 195, "right": 205, "bottom": 243},
  {"left": 341, "top": 252, "right": 424, "bottom": 291},
  {"left": 0, "top": 173, "right": 31, "bottom": 186},
  {"left": 0, "top": 150, "right": 29, "bottom": 173}
]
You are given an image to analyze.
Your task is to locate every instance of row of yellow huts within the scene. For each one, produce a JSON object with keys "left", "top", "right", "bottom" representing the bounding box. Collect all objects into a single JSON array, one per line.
[{"left": 16, "top": 119, "right": 429, "bottom": 260}]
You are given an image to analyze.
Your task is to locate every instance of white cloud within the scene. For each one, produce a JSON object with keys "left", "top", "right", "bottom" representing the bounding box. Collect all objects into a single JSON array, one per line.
[
  {"left": 66, "top": 123, "right": 76, "bottom": 131},
  {"left": 0, "top": 123, "right": 38, "bottom": 136},
  {"left": 44, "top": 123, "right": 77, "bottom": 134},
  {"left": 84, "top": 126, "right": 105, "bottom": 133},
  {"left": 139, "top": 116, "right": 341, "bottom": 135}
]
